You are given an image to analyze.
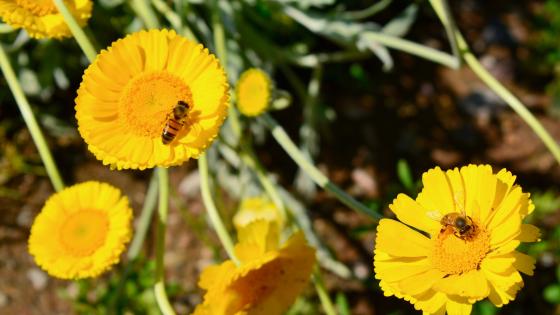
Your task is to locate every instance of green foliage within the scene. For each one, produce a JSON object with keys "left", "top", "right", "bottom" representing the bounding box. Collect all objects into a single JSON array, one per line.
[{"left": 65, "top": 258, "right": 180, "bottom": 315}]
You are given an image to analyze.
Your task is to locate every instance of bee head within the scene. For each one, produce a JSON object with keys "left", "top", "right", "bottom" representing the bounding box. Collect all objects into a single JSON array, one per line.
[{"left": 173, "top": 101, "right": 190, "bottom": 119}]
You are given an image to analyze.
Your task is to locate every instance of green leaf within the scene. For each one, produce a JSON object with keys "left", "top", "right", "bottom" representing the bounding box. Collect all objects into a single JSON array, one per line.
[
  {"left": 382, "top": 3, "right": 418, "bottom": 37},
  {"left": 396, "top": 159, "right": 414, "bottom": 191},
  {"left": 282, "top": 6, "right": 394, "bottom": 70}
]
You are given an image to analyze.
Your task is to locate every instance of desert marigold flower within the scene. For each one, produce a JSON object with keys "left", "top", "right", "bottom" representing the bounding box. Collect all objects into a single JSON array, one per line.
[
  {"left": 233, "top": 196, "right": 285, "bottom": 231},
  {"left": 193, "top": 221, "right": 316, "bottom": 315},
  {"left": 374, "top": 165, "right": 539, "bottom": 314},
  {"left": 0, "top": 0, "right": 92, "bottom": 39},
  {"left": 28, "top": 181, "right": 133, "bottom": 279},
  {"left": 236, "top": 68, "right": 272, "bottom": 117},
  {"left": 75, "top": 29, "right": 229, "bottom": 170}
]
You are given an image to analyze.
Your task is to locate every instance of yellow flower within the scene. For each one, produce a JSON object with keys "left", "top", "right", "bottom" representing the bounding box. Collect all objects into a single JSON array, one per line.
[
  {"left": 0, "top": 0, "right": 92, "bottom": 39},
  {"left": 236, "top": 68, "right": 271, "bottom": 117},
  {"left": 374, "top": 165, "right": 539, "bottom": 314},
  {"left": 75, "top": 29, "right": 229, "bottom": 170},
  {"left": 28, "top": 181, "right": 133, "bottom": 279},
  {"left": 193, "top": 221, "right": 316, "bottom": 315},
  {"left": 233, "top": 196, "right": 285, "bottom": 231}
]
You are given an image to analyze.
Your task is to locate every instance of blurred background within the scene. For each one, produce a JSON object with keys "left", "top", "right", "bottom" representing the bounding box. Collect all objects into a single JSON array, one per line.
[{"left": 1, "top": 0, "right": 560, "bottom": 314}]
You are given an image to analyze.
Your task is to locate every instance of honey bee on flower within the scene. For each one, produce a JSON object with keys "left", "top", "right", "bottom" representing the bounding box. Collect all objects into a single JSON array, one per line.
[{"left": 374, "top": 165, "right": 539, "bottom": 314}]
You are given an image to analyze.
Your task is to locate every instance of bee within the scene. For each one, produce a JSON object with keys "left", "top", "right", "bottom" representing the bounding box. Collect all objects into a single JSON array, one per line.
[
  {"left": 427, "top": 195, "right": 477, "bottom": 240},
  {"left": 162, "top": 100, "right": 190, "bottom": 145},
  {"left": 439, "top": 212, "right": 476, "bottom": 239}
]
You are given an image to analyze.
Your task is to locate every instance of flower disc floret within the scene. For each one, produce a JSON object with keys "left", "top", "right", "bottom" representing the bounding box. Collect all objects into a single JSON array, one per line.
[
  {"left": 374, "top": 165, "right": 539, "bottom": 314},
  {"left": 28, "top": 181, "right": 133, "bottom": 279},
  {"left": 76, "top": 29, "right": 229, "bottom": 170},
  {"left": 0, "top": 0, "right": 92, "bottom": 39}
]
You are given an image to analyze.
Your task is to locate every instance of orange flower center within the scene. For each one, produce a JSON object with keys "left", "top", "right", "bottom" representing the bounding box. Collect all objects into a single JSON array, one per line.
[
  {"left": 15, "top": 0, "right": 57, "bottom": 16},
  {"left": 431, "top": 222, "right": 490, "bottom": 275},
  {"left": 59, "top": 210, "right": 109, "bottom": 257},
  {"left": 119, "top": 71, "right": 193, "bottom": 138}
]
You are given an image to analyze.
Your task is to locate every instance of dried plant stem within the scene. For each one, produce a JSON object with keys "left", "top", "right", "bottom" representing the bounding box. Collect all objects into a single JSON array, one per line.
[{"left": 0, "top": 45, "right": 64, "bottom": 192}]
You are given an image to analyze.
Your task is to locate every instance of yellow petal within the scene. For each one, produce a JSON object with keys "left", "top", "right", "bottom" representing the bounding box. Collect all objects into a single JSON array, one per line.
[
  {"left": 413, "top": 290, "right": 447, "bottom": 314},
  {"left": 445, "top": 298, "right": 473, "bottom": 315},
  {"left": 433, "top": 270, "right": 489, "bottom": 299},
  {"left": 517, "top": 224, "right": 540, "bottom": 242},
  {"left": 374, "top": 256, "right": 432, "bottom": 282},
  {"left": 416, "top": 167, "right": 456, "bottom": 214},
  {"left": 388, "top": 194, "right": 440, "bottom": 235},
  {"left": 459, "top": 165, "right": 496, "bottom": 220},
  {"left": 398, "top": 268, "right": 446, "bottom": 295},
  {"left": 375, "top": 219, "right": 431, "bottom": 257},
  {"left": 489, "top": 213, "right": 521, "bottom": 249},
  {"left": 481, "top": 253, "right": 516, "bottom": 274},
  {"left": 512, "top": 251, "right": 536, "bottom": 276}
]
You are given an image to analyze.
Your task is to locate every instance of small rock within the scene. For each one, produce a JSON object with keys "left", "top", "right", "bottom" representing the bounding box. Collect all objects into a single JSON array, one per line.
[{"left": 27, "top": 268, "right": 48, "bottom": 290}]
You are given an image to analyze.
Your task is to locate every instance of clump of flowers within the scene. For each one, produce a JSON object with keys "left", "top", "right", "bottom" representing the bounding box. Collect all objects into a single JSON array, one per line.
[
  {"left": 0, "top": 0, "right": 92, "bottom": 39},
  {"left": 235, "top": 68, "right": 272, "bottom": 117},
  {"left": 75, "top": 29, "right": 229, "bottom": 170},
  {"left": 374, "top": 164, "right": 539, "bottom": 314},
  {"left": 193, "top": 219, "right": 315, "bottom": 315},
  {"left": 28, "top": 181, "right": 133, "bottom": 279}
]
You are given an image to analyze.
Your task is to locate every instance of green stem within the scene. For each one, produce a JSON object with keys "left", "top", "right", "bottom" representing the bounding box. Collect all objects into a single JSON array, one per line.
[
  {"left": 457, "top": 34, "right": 560, "bottom": 165},
  {"left": 313, "top": 268, "right": 338, "bottom": 315},
  {"left": 154, "top": 168, "right": 176, "bottom": 315},
  {"left": 130, "top": 0, "right": 160, "bottom": 29},
  {"left": 429, "top": 0, "right": 461, "bottom": 65},
  {"left": 52, "top": 0, "right": 97, "bottom": 62},
  {"left": 127, "top": 172, "right": 159, "bottom": 260},
  {"left": 151, "top": 0, "right": 181, "bottom": 29},
  {"left": 151, "top": 0, "right": 197, "bottom": 40},
  {"left": 261, "top": 114, "right": 382, "bottom": 220},
  {"left": 198, "top": 154, "right": 239, "bottom": 264},
  {"left": 363, "top": 31, "right": 458, "bottom": 69},
  {"left": 0, "top": 45, "right": 64, "bottom": 192},
  {"left": 211, "top": 0, "right": 243, "bottom": 142}
]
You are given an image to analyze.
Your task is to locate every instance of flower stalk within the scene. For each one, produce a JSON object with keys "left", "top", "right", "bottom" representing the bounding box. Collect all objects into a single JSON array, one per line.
[
  {"left": 154, "top": 167, "right": 176, "bottom": 315},
  {"left": 0, "top": 45, "right": 64, "bottom": 192},
  {"left": 53, "top": 0, "right": 97, "bottom": 62},
  {"left": 199, "top": 154, "right": 239, "bottom": 264},
  {"left": 261, "top": 113, "right": 382, "bottom": 220},
  {"left": 429, "top": 0, "right": 560, "bottom": 166}
]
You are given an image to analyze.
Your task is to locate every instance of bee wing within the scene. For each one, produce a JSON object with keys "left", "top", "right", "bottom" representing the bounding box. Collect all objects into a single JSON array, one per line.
[{"left": 426, "top": 210, "right": 443, "bottom": 221}]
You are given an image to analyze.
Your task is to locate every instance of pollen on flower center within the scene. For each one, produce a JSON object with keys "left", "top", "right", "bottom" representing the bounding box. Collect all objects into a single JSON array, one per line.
[
  {"left": 119, "top": 71, "right": 193, "bottom": 138},
  {"left": 431, "top": 222, "right": 490, "bottom": 275},
  {"left": 15, "top": 0, "right": 57, "bottom": 16},
  {"left": 59, "top": 210, "right": 109, "bottom": 256}
]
